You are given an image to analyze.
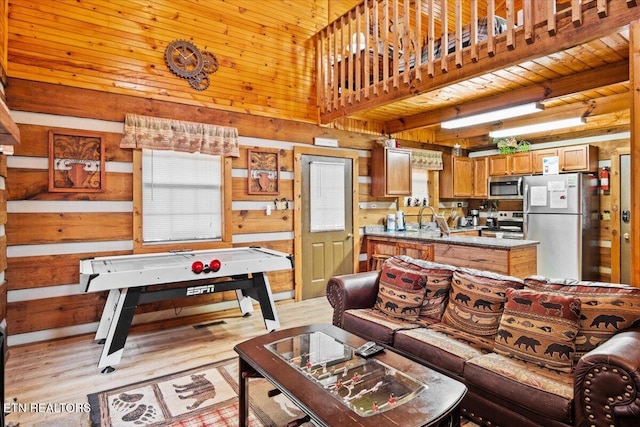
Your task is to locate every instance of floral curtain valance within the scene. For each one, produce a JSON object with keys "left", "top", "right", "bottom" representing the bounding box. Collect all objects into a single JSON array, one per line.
[
  {"left": 120, "top": 114, "right": 239, "bottom": 157},
  {"left": 412, "top": 149, "right": 443, "bottom": 170}
]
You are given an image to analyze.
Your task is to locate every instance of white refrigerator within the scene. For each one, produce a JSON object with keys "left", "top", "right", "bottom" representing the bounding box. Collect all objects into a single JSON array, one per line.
[{"left": 523, "top": 173, "right": 599, "bottom": 280}]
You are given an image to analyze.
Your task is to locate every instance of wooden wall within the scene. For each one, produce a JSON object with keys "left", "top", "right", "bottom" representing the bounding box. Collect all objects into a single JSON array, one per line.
[{"left": 4, "top": 78, "right": 389, "bottom": 345}]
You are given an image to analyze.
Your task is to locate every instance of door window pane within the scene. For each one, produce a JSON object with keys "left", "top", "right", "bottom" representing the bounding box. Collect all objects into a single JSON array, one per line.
[{"left": 309, "top": 161, "right": 345, "bottom": 232}]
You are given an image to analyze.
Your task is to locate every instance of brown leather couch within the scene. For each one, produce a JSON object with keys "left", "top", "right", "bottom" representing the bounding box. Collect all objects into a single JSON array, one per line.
[{"left": 326, "top": 257, "right": 640, "bottom": 427}]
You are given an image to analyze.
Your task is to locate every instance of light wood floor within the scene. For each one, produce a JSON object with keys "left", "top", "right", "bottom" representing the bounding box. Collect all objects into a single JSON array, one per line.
[{"left": 4, "top": 297, "right": 334, "bottom": 426}]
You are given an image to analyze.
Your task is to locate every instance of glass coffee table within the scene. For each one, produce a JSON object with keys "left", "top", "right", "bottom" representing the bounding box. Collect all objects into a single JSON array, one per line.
[{"left": 235, "top": 323, "right": 466, "bottom": 427}]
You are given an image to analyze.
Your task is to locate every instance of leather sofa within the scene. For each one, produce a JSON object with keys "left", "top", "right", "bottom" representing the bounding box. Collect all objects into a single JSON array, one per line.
[{"left": 326, "top": 255, "right": 640, "bottom": 427}]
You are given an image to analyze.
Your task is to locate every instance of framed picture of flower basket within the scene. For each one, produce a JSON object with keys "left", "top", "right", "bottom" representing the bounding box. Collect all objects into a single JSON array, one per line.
[
  {"left": 48, "top": 130, "right": 105, "bottom": 193},
  {"left": 247, "top": 148, "right": 280, "bottom": 195}
]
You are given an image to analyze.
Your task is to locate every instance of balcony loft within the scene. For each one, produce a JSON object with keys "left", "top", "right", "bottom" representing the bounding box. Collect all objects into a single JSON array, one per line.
[{"left": 314, "top": 0, "right": 639, "bottom": 149}]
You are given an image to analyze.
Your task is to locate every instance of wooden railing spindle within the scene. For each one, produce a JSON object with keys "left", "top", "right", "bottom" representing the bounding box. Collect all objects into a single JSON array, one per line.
[
  {"left": 487, "top": 0, "right": 495, "bottom": 56},
  {"left": 455, "top": 0, "right": 463, "bottom": 67},
  {"left": 415, "top": 0, "right": 422, "bottom": 81},
  {"left": 506, "top": 0, "right": 515, "bottom": 49},
  {"left": 441, "top": 0, "right": 449, "bottom": 73},
  {"left": 470, "top": 0, "right": 478, "bottom": 62},
  {"left": 373, "top": 0, "right": 380, "bottom": 96},
  {"left": 403, "top": 0, "right": 410, "bottom": 84},
  {"left": 572, "top": 0, "right": 583, "bottom": 26},
  {"left": 548, "top": 0, "right": 557, "bottom": 35},
  {"left": 428, "top": 0, "right": 435, "bottom": 77},
  {"left": 392, "top": 0, "right": 400, "bottom": 88},
  {"left": 523, "top": 0, "right": 533, "bottom": 43},
  {"left": 364, "top": 0, "right": 371, "bottom": 99}
]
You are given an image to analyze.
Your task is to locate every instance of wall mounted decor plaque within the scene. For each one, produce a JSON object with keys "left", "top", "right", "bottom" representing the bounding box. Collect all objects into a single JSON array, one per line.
[
  {"left": 48, "top": 130, "right": 105, "bottom": 192},
  {"left": 248, "top": 149, "right": 279, "bottom": 195}
]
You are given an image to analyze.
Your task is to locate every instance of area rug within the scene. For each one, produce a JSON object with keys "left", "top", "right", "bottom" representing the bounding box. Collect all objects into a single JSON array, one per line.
[
  {"left": 89, "top": 357, "right": 479, "bottom": 427},
  {"left": 88, "top": 357, "right": 312, "bottom": 427}
]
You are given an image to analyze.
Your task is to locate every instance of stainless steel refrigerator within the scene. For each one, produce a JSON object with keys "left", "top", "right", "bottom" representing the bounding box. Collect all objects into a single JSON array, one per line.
[{"left": 523, "top": 172, "right": 599, "bottom": 280}]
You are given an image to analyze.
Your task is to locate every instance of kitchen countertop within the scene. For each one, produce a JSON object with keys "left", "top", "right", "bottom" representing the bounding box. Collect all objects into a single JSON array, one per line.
[{"left": 365, "top": 229, "right": 539, "bottom": 249}]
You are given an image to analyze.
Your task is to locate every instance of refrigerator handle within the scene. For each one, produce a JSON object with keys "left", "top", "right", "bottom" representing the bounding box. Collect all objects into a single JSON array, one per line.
[{"left": 518, "top": 176, "right": 524, "bottom": 197}]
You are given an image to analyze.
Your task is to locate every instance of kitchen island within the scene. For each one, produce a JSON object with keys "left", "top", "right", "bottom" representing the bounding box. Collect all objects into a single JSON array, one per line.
[{"left": 365, "top": 230, "right": 538, "bottom": 278}]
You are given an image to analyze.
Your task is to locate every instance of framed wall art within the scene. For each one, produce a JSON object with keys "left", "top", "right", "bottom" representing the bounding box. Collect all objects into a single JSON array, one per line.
[
  {"left": 248, "top": 148, "right": 280, "bottom": 195},
  {"left": 48, "top": 130, "right": 105, "bottom": 193}
]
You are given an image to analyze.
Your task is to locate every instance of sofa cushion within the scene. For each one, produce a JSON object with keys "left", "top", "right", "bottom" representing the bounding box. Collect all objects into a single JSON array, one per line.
[
  {"left": 395, "top": 255, "right": 456, "bottom": 321},
  {"left": 374, "top": 257, "right": 427, "bottom": 320},
  {"left": 464, "top": 352, "right": 574, "bottom": 423},
  {"left": 493, "top": 288, "right": 580, "bottom": 373},
  {"left": 441, "top": 267, "right": 524, "bottom": 337},
  {"left": 394, "top": 324, "right": 494, "bottom": 376},
  {"left": 342, "top": 308, "right": 423, "bottom": 345},
  {"left": 525, "top": 276, "right": 640, "bottom": 360}
]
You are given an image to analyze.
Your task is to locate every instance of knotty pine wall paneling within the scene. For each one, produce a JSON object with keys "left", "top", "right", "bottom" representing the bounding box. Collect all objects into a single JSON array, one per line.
[{"left": 6, "top": 0, "right": 328, "bottom": 124}]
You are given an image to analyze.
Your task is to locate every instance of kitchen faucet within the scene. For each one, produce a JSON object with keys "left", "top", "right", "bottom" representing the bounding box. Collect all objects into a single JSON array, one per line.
[{"left": 418, "top": 205, "right": 438, "bottom": 229}]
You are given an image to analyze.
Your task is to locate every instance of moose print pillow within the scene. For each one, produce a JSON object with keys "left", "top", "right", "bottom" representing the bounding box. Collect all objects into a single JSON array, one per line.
[
  {"left": 494, "top": 288, "right": 580, "bottom": 373},
  {"left": 374, "top": 256, "right": 427, "bottom": 321}
]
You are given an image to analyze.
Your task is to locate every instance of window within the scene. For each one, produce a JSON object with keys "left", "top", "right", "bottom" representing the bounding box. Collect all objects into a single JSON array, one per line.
[{"left": 142, "top": 149, "right": 222, "bottom": 244}]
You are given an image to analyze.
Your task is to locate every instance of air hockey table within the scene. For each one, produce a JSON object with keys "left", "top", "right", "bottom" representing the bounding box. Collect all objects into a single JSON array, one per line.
[{"left": 80, "top": 247, "right": 293, "bottom": 373}]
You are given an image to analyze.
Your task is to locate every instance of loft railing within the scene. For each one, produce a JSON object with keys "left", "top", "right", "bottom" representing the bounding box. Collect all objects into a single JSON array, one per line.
[{"left": 315, "top": 0, "right": 613, "bottom": 123}]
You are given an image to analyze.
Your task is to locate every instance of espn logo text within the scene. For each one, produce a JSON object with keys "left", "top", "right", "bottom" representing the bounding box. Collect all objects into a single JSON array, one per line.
[{"left": 186, "top": 284, "right": 217, "bottom": 296}]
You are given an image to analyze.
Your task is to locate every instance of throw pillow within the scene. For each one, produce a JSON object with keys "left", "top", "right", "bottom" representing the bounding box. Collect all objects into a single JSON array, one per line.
[
  {"left": 395, "top": 255, "right": 456, "bottom": 321},
  {"left": 525, "top": 276, "right": 640, "bottom": 360},
  {"left": 494, "top": 288, "right": 580, "bottom": 373},
  {"left": 442, "top": 267, "right": 524, "bottom": 337},
  {"left": 374, "top": 256, "right": 427, "bottom": 320}
]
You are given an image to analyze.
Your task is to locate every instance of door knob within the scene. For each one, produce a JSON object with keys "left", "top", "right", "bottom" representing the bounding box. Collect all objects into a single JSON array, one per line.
[
  {"left": 623, "top": 233, "right": 630, "bottom": 241},
  {"left": 346, "top": 233, "right": 353, "bottom": 239}
]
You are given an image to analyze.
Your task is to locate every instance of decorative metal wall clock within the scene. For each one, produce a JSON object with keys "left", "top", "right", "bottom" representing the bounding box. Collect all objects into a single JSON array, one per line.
[{"left": 165, "top": 39, "right": 219, "bottom": 91}]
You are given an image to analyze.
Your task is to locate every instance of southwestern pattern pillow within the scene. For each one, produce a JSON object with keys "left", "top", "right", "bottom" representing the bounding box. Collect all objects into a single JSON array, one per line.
[
  {"left": 442, "top": 267, "right": 524, "bottom": 337},
  {"left": 395, "top": 255, "right": 456, "bottom": 321},
  {"left": 374, "top": 256, "right": 427, "bottom": 320},
  {"left": 525, "top": 276, "right": 640, "bottom": 360},
  {"left": 494, "top": 288, "right": 580, "bottom": 373}
]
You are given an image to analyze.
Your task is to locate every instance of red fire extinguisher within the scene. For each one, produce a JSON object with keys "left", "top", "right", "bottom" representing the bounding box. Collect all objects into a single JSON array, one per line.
[{"left": 600, "top": 167, "right": 610, "bottom": 192}]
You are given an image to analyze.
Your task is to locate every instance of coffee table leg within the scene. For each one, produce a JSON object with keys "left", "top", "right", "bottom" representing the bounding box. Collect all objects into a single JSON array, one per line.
[{"left": 238, "top": 357, "right": 256, "bottom": 427}]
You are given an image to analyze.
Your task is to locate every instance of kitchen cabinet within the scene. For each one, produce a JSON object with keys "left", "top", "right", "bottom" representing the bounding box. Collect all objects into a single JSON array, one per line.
[
  {"left": 531, "top": 148, "right": 559, "bottom": 174},
  {"left": 531, "top": 144, "right": 598, "bottom": 173},
  {"left": 473, "top": 157, "right": 488, "bottom": 198},
  {"left": 488, "top": 152, "right": 531, "bottom": 176},
  {"left": 371, "top": 146, "right": 412, "bottom": 197},
  {"left": 440, "top": 154, "right": 474, "bottom": 198},
  {"left": 559, "top": 144, "right": 598, "bottom": 172}
]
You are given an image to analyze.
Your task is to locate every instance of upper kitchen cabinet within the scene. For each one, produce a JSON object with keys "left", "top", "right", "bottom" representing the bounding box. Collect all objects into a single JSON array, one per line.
[
  {"left": 531, "top": 145, "right": 598, "bottom": 174},
  {"left": 473, "top": 157, "right": 488, "bottom": 198},
  {"left": 371, "top": 146, "right": 412, "bottom": 197},
  {"left": 488, "top": 152, "right": 532, "bottom": 176},
  {"left": 440, "top": 154, "right": 474, "bottom": 198}
]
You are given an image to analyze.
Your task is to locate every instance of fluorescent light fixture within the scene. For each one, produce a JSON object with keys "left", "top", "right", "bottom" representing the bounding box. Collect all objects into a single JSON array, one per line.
[
  {"left": 441, "top": 102, "right": 543, "bottom": 129},
  {"left": 489, "top": 117, "right": 586, "bottom": 138}
]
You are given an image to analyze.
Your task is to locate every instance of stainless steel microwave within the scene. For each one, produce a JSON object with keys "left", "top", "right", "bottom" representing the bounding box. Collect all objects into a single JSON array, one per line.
[{"left": 488, "top": 175, "right": 526, "bottom": 200}]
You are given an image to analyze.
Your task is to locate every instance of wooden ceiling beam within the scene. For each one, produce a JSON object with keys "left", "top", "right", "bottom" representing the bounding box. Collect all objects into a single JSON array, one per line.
[{"left": 385, "top": 60, "right": 629, "bottom": 133}]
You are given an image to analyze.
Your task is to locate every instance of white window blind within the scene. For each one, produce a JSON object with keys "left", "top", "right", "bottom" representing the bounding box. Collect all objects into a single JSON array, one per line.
[
  {"left": 142, "top": 149, "right": 222, "bottom": 243},
  {"left": 309, "top": 161, "right": 345, "bottom": 232}
]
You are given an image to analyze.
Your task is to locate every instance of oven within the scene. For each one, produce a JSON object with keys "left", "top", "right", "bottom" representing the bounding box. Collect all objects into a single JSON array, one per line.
[
  {"left": 488, "top": 175, "right": 526, "bottom": 200},
  {"left": 481, "top": 211, "right": 524, "bottom": 239}
]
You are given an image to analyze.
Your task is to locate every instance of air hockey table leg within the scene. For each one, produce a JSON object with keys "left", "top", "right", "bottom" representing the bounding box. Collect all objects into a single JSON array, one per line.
[
  {"left": 248, "top": 272, "right": 280, "bottom": 331},
  {"left": 97, "top": 287, "right": 141, "bottom": 373},
  {"left": 235, "top": 289, "right": 254, "bottom": 317},
  {"left": 95, "top": 289, "right": 121, "bottom": 343}
]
